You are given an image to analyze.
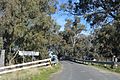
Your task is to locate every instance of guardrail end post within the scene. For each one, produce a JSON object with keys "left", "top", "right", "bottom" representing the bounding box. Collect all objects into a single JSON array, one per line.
[
  {"left": 110, "top": 62, "right": 114, "bottom": 69},
  {"left": 49, "top": 59, "right": 52, "bottom": 67},
  {"left": 114, "top": 62, "right": 118, "bottom": 68}
]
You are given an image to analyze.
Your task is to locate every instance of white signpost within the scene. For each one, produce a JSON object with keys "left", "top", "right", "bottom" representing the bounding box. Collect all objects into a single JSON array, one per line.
[
  {"left": 18, "top": 51, "right": 39, "bottom": 56},
  {"left": 18, "top": 51, "right": 39, "bottom": 63}
]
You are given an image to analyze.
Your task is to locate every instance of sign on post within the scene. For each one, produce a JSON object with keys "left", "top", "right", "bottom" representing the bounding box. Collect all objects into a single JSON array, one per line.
[
  {"left": 18, "top": 51, "right": 39, "bottom": 56},
  {"left": 18, "top": 51, "right": 39, "bottom": 63}
]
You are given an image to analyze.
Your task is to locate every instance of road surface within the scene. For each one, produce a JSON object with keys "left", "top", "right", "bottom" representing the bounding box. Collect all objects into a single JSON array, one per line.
[{"left": 51, "top": 61, "right": 120, "bottom": 80}]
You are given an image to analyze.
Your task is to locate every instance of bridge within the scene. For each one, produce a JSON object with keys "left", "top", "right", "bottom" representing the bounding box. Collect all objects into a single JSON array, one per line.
[{"left": 0, "top": 57, "right": 120, "bottom": 80}]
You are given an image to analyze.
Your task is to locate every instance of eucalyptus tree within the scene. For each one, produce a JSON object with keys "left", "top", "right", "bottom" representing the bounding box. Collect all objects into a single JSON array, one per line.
[
  {"left": 62, "top": 16, "right": 85, "bottom": 57},
  {"left": 93, "top": 22, "right": 120, "bottom": 61},
  {"left": 47, "top": 21, "right": 62, "bottom": 56},
  {"left": 61, "top": 0, "right": 120, "bottom": 26},
  {"left": 0, "top": 0, "right": 57, "bottom": 65},
  {"left": 61, "top": 0, "right": 120, "bottom": 60}
]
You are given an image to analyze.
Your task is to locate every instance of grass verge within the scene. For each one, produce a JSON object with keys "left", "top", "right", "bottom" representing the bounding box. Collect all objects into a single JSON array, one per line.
[
  {"left": 89, "top": 63, "right": 120, "bottom": 73},
  {"left": 0, "top": 63, "right": 61, "bottom": 80}
]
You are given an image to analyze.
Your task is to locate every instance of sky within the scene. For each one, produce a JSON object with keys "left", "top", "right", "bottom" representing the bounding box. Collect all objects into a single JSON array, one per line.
[{"left": 52, "top": 0, "right": 93, "bottom": 35}]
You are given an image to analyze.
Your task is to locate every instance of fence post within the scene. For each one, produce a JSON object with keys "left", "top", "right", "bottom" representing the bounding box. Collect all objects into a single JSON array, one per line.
[
  {"left": 111, "top": 56, "right": 118, "bottom": 68},
  {"left": 110, "top": 62, "right": 114, "bottom": 69},
  {"left": 49, "top": 59, "right": 52, "bottom": 66},
  {"left": 0, "top": 50, "right": 5, "bottom": 67},
  {"left": 114, "top": 57, "right": 118, "bottom": 68}
]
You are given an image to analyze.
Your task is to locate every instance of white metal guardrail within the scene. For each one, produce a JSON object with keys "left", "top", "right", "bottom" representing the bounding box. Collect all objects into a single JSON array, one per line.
[
  {"left": 69, "top": 57, "right": 120, "bottom": 68},
  {"left": 0, "top": 58, "right": 52, "bottom": 75}
]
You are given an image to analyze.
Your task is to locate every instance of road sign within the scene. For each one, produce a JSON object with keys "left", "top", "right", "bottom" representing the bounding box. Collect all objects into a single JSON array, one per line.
[{"left": 18, "top": 51, "right": 39, "bottom": 56}]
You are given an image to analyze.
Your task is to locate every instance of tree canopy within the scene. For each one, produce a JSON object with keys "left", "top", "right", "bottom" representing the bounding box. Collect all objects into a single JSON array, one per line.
[
  {"left": 60, "top": 0, "right": 120, "bottom": 61},
  {"left": 61, "top": 0, "right": 120, "bottom": 26},
  {"left": 0, "top": 0, "right": 60, "bottom": 65}
]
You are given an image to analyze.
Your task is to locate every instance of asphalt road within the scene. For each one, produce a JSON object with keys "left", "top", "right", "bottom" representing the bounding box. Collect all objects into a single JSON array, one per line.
[{"left": 51, "top": 61, "right": 120, "bottom": 80}]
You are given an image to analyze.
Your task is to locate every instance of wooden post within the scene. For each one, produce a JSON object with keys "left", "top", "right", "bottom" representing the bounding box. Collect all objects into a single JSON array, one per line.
[
  {"left": 0, "top": 50, "right": 5, "bottom": 67},
  {"left": 49, "top": 59, "right": 52, "bottom": 66},
  {"left": 114, "top": 57, "right": 118, "bottom": 68},
  {"left": 23, "top": 55, "right": 25, "bottom": 63},
  {"left": 110, "top": 55, "right": 115, "bottom": 69}
]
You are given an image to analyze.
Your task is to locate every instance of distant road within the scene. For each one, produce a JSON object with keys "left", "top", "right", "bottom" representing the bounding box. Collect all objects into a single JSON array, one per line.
[{"left": 51, "top": 61, "right": 120, "bottom": 80}]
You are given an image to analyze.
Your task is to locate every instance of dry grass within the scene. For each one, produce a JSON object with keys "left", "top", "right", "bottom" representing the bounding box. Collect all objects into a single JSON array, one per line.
[
  {"left": 0, "top": 64, "right": 61, "bottom": 80},
  {"left": 0, "top": 67, "right": 41, "bottom": 80}
]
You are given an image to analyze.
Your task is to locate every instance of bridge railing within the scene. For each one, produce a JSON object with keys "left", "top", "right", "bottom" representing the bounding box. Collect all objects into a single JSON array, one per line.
[
  {"left": 69, "top": 57, "right": 120, "bottom": 68},
  {"left": 0, "top": 58, "right": 52, "bottom": 75}
]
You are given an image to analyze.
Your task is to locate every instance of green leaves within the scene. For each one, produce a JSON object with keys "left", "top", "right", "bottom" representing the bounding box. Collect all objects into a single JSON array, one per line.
[
  {"left": 62, "top": 0, "right": 120, "bottom": 26},
  {"left": 61, "top": 16, "right": 86, "bottom": 57},
  {"left": 93, "top": 22, "right": 120, "bottom": 58},
  {"left": 0, "top": 0, "right": 59, "bottom": 64}
]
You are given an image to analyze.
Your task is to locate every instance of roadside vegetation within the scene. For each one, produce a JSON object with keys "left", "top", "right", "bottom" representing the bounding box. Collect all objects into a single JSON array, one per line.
[
  {"left": 0, "top": 64, "right": 61, "bottom": 80},
  {"left": 59, "top": 0, "right": 120, "bottom": 64},
  {"left": 92, "top": 64, "right": 120, "bottom": 73}
]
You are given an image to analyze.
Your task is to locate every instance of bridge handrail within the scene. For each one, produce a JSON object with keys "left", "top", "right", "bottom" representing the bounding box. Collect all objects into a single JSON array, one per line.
[
  {"left": 0, "top": 58, "right": 52, "bottom": 75},
  {"left": 69, "top": 57, "right": 120, "bottom": 67}
]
